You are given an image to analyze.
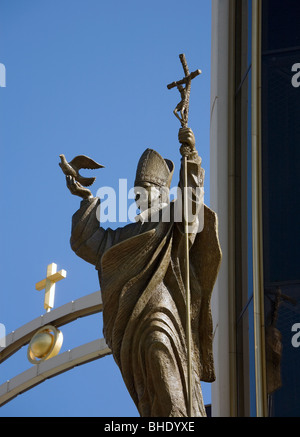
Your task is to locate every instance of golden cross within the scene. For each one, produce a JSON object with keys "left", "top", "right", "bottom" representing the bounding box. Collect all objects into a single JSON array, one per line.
[{"left": 35, "top": 263, "right": 67, "bottom": 312}]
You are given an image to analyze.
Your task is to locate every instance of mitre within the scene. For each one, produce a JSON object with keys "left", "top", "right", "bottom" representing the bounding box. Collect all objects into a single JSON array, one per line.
[{"left": 134, "top": 149, "right": 174, "bottom": 189}]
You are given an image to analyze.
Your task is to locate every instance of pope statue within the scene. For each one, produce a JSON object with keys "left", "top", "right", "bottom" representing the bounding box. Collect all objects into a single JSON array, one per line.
[{"left": 64, "top": 127, "right": 221, "bottom": 417}]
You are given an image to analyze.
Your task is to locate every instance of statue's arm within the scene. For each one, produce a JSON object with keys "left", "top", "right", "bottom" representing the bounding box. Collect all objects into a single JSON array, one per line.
[
  {"left": 66, "top": 176, "right": 130, "bottom": 266},
  {"left": 66, "top": 177, "right": 116, "bottom": 268},
  {"left": 70, "top": 196, "right": 105, "bottom": 265},
  {"left": 176, "top": 128, "right": 205, "bottom": 241}
]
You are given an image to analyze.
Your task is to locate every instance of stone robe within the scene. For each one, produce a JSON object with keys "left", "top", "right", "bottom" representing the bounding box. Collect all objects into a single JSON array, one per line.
[{"left": 70, "top": 155, "right": 221, "bottom": 417}]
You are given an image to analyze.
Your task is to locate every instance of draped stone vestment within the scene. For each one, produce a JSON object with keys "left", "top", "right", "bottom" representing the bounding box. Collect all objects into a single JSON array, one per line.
[{"left": 70, "top": 154, "right": 221, "bottom": 417}]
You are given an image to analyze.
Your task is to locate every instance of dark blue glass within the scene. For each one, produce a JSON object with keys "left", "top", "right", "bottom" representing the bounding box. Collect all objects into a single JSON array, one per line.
[{"left": 262, "top": 0, "right": 300, "bottom": 417}]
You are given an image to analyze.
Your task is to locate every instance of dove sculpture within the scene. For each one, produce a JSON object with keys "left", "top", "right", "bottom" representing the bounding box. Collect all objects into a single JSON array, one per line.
[{"left": 59, "top": 154, "right": 104, "bottom": 187}]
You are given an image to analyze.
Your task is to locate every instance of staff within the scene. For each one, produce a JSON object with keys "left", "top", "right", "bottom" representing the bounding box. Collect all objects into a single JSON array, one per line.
[{"left": 167, "top": 54, "right": 201, "bottom": 417}]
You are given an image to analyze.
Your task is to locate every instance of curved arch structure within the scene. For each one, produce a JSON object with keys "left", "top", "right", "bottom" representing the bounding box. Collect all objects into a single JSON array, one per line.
[
  {"left": 0, "top": 291, "right": 112, "bottom": 407},
  {"left": 0, "top": 339, "right": 111, "bottom": 407},
  {"left": 0, "top": 291, "right": 104, "bottom": 364}
]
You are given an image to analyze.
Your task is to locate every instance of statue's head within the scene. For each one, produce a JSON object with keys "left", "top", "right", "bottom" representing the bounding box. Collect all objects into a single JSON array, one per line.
[{"left": 134, "top": 149, "right": 174, "bottom": 213}]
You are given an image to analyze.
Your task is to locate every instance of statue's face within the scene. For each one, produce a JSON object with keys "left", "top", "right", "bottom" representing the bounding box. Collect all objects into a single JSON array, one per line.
[{"left": 134, "top": 183, "right": 169, "bottom": 213}]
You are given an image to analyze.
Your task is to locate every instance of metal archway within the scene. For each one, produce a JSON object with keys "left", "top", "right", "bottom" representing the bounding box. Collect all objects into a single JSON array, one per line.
[{"left": 0, "top": 291, "right": 112, "bottom": 407}]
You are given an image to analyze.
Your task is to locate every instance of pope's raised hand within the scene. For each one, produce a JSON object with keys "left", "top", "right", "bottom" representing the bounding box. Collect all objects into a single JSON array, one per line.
[
  {"left": 178, "top": 127, "right": 196, "bottom": 157},
  {"left": 66, "top": 175, "right": 93, "bottom": 199}
]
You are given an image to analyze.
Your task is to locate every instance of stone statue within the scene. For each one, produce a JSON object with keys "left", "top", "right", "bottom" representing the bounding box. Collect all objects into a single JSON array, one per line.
[
  {"left": 61, "top": 55, "right": 222, "bottom": 417},
  {"left": 62, "top": 127, "right": 221, "bottom": 417}
]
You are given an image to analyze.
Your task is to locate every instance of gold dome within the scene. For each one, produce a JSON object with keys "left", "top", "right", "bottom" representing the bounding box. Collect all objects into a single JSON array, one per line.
[
  {"left": 30, "top": 331, "right": 54, "bottom": 358},
  {"left": 27, "top": 325, "right": 63, "bottom": 364}
]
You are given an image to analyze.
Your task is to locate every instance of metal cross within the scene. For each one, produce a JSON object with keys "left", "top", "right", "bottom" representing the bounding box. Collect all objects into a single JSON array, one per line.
[
  {"left": 167, "top": 53, "right": 201, "bottom": 127},
  {"left": 35, "top": 263, "right": 67, "bottom": 312}
]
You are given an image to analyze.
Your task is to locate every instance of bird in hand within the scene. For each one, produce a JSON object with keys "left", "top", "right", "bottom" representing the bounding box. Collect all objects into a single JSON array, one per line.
[{"left": 59, "top": 154, "right": 104, "bottom": 187}]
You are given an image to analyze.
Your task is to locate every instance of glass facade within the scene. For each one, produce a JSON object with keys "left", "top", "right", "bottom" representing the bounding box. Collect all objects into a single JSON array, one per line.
[
  {"left": 234, "top": 0, "right": 300, "bottom": 416},
  {"left": 261, "top": 0, "right": 300, "bottom": 417}
]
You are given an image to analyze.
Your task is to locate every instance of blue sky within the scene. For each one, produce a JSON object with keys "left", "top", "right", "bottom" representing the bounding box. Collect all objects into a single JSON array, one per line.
[{"left": 0, "top": 0, "right": 212, "bottom": 417}]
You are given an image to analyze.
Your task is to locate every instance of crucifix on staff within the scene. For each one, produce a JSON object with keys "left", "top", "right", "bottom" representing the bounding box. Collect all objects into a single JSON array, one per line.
[
  {"left": 167, "top": 53, "right": 202, "bottom": 417},
  {"left": 167, "top": 53, "right": 201, "bottom": 128}
]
